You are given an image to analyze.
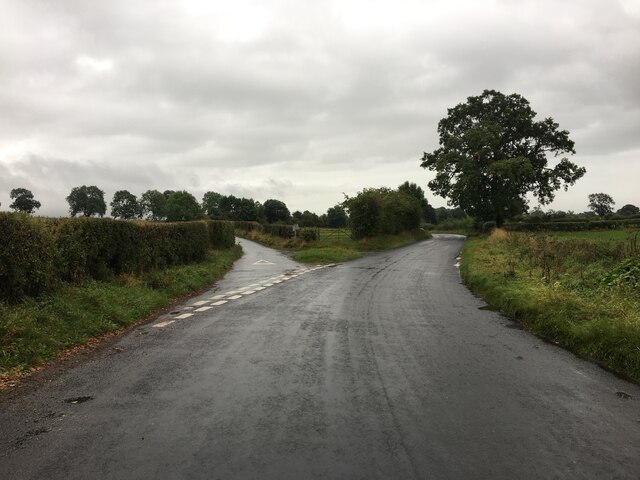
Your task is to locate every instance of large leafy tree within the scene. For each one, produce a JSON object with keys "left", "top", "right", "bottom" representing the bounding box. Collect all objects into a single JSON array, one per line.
[
  {"left": 617, "top": 204, "right": 639, "bottom": 216},
  {"left": 218, "top": 195, "right": 260, "bottom": 221},
  {"left": 202, "top": 191, "right": 223, "bottom": 218},
  {"left": 421, "top": 90, "right": 586, "bottom": 226},
  {"left": 9, "top": 188, "right": 41, "bottom": 214},
  {"left": 398, "top": 181, "right": 437, "bottom": 224},
  {"left": 139, "top": 189, "right": 167, "bottom": 221},
  {"left": 66, "top": 185, "right": 106, "bottom": 217},
  {"left": 164, "top": 191, "right": 202, "bottom": 221},
  {"left": 326, "top": 204, "right": 348, "bottom": 228},
  {"left": 588, "top": 193, "right": 615, "bottom": 216},
  {"left": 110, "top": 190, "right": 141, "bottom": 219},
  {"left": 263, "top": 199, "right": 290, "bottom": 224}
]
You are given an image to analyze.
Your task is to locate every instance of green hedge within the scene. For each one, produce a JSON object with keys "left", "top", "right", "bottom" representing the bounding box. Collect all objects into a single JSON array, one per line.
[
  {"left": 206, "top": 220, "right": 235, "bottom": 249},
  {"left": 0, "top": 213, "right": 56, "bottom": 302},
  {"left": 263, "top": 224, "right": 294, "bottom": 238},
  {"left": 0, "top": 214, "right": 235, "bottom": 302},
  {"left": 234, "top": 221, "right": 263, "bottom": 233},
  {"left": 504, "top": 219, "right": 640, "bottom": 232}
]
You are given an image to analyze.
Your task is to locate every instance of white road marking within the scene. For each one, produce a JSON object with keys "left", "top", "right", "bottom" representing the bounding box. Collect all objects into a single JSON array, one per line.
[
  {"left": 153, "top": 320, "right": 175, "bottom": 328},
  {"left": 254, "top": 286, "right": 266, "bottom": 291},
  {"left": 273, "top": 280, "right": 283, "bottom": 284},
  {"left": 227, "top": 295, "right": 243, "bottom": 300},
  {"left": 242, "top": 290, "right": 256, "bottom": 295},
  {"left": 210, "top": 295, "right": 226, "bottom": 300},
  {"left": 211, "top": 300, "right": 228, "bottom": 306},
  {"left": 176, "top": 313, "right": 193, "bottom": 319},
  {"left": 224, "top": 290, "right": 241, "bottom": 295},
  {"left": 192, "top": 301, "right": 208, "bottom": 306},
  {"left": 263, "top": 283, "right": 273, "bottom": 287},
  {"left": 253, "top": 259, "right": 276, "bottom": 265},
  {"left": 195, "top": 306, "right": 212, "bottom": 312}
]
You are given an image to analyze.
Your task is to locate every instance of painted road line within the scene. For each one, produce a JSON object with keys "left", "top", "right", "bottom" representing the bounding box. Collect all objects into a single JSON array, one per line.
[
  {"left": 227, "top": 295, "right": 243, "bottom": 300},
  {"left": 153, "top": 320, "right": 175, "bottom": 328},
  {"left": 211, "top": 300, "right": 228, "bottom": 306},
  {"left": 210, "top": 295, "right": 226, "bottom": 300},
  {"left": 263, "top": 283, "right": 273, "bottom": 287},
  {"left": 175, "top": 313, "right": 193, "bottom": 319},
  {"left": 254, "top": 286, "right": 266, "bottom": 291},
  {"left": 194, "top": 306, "right": 212, "bottom": 312},
  {"left": 224, "top": 290, "right": 241, "bottom": 295},
  {"left": 273, "top": 280, "right": 283, "bottom": 284},
  {"left": 192, "top": 301, "right": 208, "bottom": 306},
  {"left": 242, "top": 290, "right": 256, "bottom": 295}
]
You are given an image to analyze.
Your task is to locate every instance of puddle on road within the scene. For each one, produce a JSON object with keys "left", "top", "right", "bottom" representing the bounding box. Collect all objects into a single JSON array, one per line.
[{"left": 64, "top": 396, "right": 94, "bottom": 404}]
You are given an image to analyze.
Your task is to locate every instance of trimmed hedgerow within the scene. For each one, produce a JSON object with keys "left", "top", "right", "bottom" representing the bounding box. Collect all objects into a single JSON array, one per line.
[
  {"left": 263, "top": 223, "right": 294, "bottom": 238},
  {"left": 0, "top": 213, "right": 56, "bottom": 302},
  {"left": 206, "top": 220, "right": 235, "bottom": 249},
  {"left": 504, "top": 219, "right": 640, "bottom": 232},
  {"left": 234, "top": 221, "right": 263, "bottom": 233},
  {"left": 55, "top": 218, "right": 209, "bottom": 281},
  {"left": 0, "top": 214, "right": 236, "bottom": 302}
]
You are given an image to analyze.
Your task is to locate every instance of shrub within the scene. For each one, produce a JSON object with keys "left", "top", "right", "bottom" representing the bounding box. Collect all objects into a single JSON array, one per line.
[
  {"left": 345, "top": 188, "right": 422, "bottom": 239},
  {"left": 299, "top": 228, "right": 319, "bottom": 241},
  {"left": 0, "top": 213, "right": 56, "bottom": 302}
]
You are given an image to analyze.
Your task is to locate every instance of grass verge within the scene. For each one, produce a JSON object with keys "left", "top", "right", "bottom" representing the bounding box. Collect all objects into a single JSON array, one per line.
[
  {"left": 461, "top": 229, "right": 640, "bottom": 382},
  {"left": 0, "top": 246, "right": 242, "bottom": 379},
  {"left": 240, "top": 228, "right": 431, "bottom": 264}
]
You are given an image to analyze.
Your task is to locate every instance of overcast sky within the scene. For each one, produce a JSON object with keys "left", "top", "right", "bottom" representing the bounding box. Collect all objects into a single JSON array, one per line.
[{"left": 1, "top": 0, "right": 639, "bottom": 217}]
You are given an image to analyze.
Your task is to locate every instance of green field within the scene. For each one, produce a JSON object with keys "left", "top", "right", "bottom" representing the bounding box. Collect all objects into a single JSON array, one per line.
[
  {"left": 238, "top": 227, "right": 432, "bottom": 263},
  {"left": 461, "top": 229, "right": 640, "bottom": 382}
]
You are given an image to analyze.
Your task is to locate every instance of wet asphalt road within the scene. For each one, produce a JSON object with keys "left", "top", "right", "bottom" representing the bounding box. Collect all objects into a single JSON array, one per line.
[{"left": 1, "top": 235, "right": 639, "bottom": 479}]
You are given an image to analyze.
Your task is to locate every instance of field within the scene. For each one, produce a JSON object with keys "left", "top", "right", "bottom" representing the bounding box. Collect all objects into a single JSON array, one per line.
[
  {"left": 461, "top": 228, "right": 640, "bottom": 381},
  {"left": 238, "top": 227, "right": 432, "bottom": 263}
]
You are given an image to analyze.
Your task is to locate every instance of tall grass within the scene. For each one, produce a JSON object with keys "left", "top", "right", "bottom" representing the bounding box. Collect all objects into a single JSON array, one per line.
[{"left": 462, "top": 229, "right": 640, "bottom": 381}]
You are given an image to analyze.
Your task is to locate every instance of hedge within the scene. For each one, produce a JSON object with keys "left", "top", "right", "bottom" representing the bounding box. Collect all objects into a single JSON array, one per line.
[
  {"left": 504, "top": 219, "right": 640, "bottom": 232},
  {"left": 263, "top": 224, "right": 294, "bottom": 238},
  {"left": 0, "top": 213, "right": 56, "bottom": 302},
  {"left": 0, "top": 214, "right": 235, "bottom": 302},
  {"left": 206, "top": 220, "right": 236, "bottom": 249},
  {"left": 234, "top": 221, "right": 263, "bottom": 233}
]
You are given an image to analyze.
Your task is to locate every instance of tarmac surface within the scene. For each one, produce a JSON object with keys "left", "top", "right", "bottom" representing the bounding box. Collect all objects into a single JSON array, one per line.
[{"left": 1, "top": 235, "right": 639, "bottom": 479}]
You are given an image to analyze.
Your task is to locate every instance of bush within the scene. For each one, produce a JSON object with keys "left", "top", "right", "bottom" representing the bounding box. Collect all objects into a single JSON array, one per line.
[
  {"left": 0, "top": 213, "right": 56, "bottom": 302},
  {"left": 299, "top": 228, "right": 319, "bottom": 241},
  {"left": 346, "top": 188, "right": 421, "bottom": 239}
]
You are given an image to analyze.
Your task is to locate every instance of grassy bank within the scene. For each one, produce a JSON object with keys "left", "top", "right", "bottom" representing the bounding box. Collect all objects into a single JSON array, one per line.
[
  {"left": 461, "top": 229, "right": 640, "bottom": 382},
  {"left": 238, "top": 228, "right": 432, "bottom": 263},
  {"left": 0, "top": 246, "right": 242, "bottom": 378}
]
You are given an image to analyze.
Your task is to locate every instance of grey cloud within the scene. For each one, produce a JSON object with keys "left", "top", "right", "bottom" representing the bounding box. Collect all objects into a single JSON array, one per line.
[{"left": 1, "top": 0, "right": 639, "bottom": 216}]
